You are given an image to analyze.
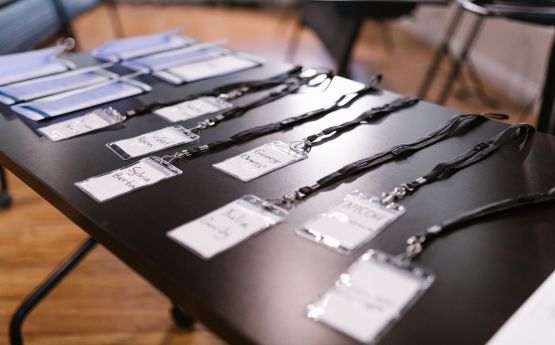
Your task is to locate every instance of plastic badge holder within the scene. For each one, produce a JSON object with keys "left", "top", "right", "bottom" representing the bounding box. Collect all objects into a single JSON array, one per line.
[
  {"left": 106, "top": 125, "right": 200, "bottom": 160},
  {"left": 154, "top": 96, "right": 234, "bottom": 123},
  {"left": 213, "top": 141, "right": 308, "bottom": 182},
  {"left": 91, "top": 29, "right": 194, "bottom": 62},
  {"left": 12, "top": 79, "right": 152, "bottom": 121},
  {"left": 38, "top": 108, "right": 126, "bottom": 142},
  {"left": 0, "top": 45, "right": 75, "bottom": 86},
  {"left": 154, "top": 53, "right": 262, "bottom": 85},
  {"left": 167, "top": 195, "right": 287, "bottom": 259},
  {"left": 75, "top": 156, "right": 182, "bottom": 203},
  {"left": 0, "top": 67, "right": 117, "bottom": 105},
  {"left": 121, "top": 46, "right": 229, "bottom": 73},
  {"left": 298, "top": 191, "right": 406, "bottom": 255},
  {"left": 307, "top": 250, "right": 434, "bottom": 344}
]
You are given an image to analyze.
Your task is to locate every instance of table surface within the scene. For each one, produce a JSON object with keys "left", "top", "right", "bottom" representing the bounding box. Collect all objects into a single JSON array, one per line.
[{"left": 1, "top": 55, "right": 555, "bottom": 345}]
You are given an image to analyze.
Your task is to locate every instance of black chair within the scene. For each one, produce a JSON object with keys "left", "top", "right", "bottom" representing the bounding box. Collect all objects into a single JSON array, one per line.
[{"left": 419, "top": 0, "right": 555, "bottom": 133}]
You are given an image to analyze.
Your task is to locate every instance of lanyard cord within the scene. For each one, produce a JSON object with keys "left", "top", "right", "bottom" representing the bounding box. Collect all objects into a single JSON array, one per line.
[
  {"left": 160, "top": 76, "right": 383, "bottom": 164},
  {"left": 395, "top": 187, "right": 555, "bottom": 265},
  {"left": 380, "top": 123, "right": 535, "bottom": 206},
  {"left": 295, "top": 96, "right": 419, "bottom": 152},
  {"left": 125, "top": 65, "right": 305, "bottom": 117},
  {"left": 274, "top": 113, "right": 509, "bottom": 206}
]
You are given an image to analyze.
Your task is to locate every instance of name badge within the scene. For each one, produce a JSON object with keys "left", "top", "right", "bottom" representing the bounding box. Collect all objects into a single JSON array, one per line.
[
  {"left": 38, "top": 108, "right": 126, "bottom": 142},
  {"left": 486, "top": 270, "right": 555, "bottom": 345},
  {"left": 154, "top": 96, "right": 234, "bottom": 123},
  {"left": 106, "top": 125, "right": 199, "bottom": 160},
  {"left": 76, "top": 156, "right": 181, "bottom": 202},
  {"left": 307, "top": 250, "right": 434, "bottom": 344},
  {"left": 298, "top": 191, "right": 405, "bottom": 254},
  {"left": 167, "top": 195, "right": 287, "bottom": 259},
  {"left": 213, "top": 141, "right": 308, "bottom": 182}
]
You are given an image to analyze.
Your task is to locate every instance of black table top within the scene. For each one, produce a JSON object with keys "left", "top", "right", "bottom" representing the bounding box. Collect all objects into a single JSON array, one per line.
[{"left": 1, "top": 56, "right": 555, "bottom": 345}]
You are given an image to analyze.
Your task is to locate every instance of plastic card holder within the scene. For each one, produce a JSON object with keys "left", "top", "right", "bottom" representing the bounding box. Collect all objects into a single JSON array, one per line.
[
  {"left": 486, "top": 270, "right": 555, "bottom": 345},
  {"left": 121, "top": 46, "right": 228, "bottom": 73},
  {"left": 167, "top": 195, "right": 287, "bottom": 259},
  {"left": 38, "top": 108, "right": 126, "bottom": 142},
  {"left": 75, "top": 156, "right": 182, "bottom": 203},
  {"left": 91, "top": 29, "right": 194, "bottom": 62},
  {"left": 12, "top": 79, "right": 152, "bottom": 121},
  {"left": 298, "top": 191, "right": 405, "bottom": 255},
  {"left": 0, "top": 46, "right": 75, "bottom": 85},
  {"left": 154, "top": 96, "right": 234, "bottom": 123},
  {"left": 107, "top": 125, "right": 200, "bottom": 160},
  {"left": 213, "top": 141, "right": 308, "bottom": 182},
  {"left": 154, "top": 54, "right": 261, "bottom": 85},
  {"left": 0, "top": 66, "right": 117, "bottom": 105},
  {"left": 307, "top": 250, "right": 434, "bottom": 344}
]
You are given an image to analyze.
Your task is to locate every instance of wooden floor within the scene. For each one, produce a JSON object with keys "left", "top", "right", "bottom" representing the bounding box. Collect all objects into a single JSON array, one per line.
[{"left": 0, "top": 4, "right": 536, "bottom": 345}]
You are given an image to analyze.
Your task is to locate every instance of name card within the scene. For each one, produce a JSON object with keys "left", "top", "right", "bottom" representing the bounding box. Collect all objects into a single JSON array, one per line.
[
  {"left": 213, "top": 141, "right": 308, "bottom": 182},
  {"left": 154, "top": 96, "right": 233, "bottom": 123},
  {"left": 107, "top": 125, "right": 199, "bottom": 160},
  {"left": 486, "top": 271, "right": 555, "bottom": 345},
  {"left": 299, "top": 191, "right": 405, "bottom": 254},
  {"left": 167, "top": 195, "right": 287, "bottom": 259},
  {"left": 76, "top": 157, "right": 181, "bottom": 202},
  {"left": 307, "top": 250, "right": 434, "bottom": 344},
  {"left": 38, "top": 108, "right": 126, "bottom": 142}
]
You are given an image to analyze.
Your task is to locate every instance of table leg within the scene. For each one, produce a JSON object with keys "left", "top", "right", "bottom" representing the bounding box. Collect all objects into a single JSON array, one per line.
[
  {"left": 0, "top": 165, "right": 12, "bottom": 209},
  {"left": 171, "top": 304, "right": 196, "bottom": 329},
  {"left": 9, "top": 237, "right": 96, "bottom": 345}
]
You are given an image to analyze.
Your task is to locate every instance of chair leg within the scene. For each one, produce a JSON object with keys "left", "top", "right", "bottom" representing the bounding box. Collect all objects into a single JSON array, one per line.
[
  {"left": 538, "top": 35, "right": 555, "bottom": 134},
  {"left": 437, "top": 14, "right": 484, "bottom": 105},
  {"left": 418, "top": 5, "right": 464, "bottom": 99},
  {"left": 0, "top": 165, "right": 12, "bottom": 210},
  {"left": 9, "top": 238, "right": 96, "bottom": 345}
]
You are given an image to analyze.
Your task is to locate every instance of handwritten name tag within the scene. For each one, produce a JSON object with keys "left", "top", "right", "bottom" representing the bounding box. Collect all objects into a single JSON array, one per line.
[
  {"left": 307, "top": 250, "right": 434, "bottom": 344},
  {"left": 107, "top": 125, "right": 199, "bottom": 160},
  {"left": 167, "top": 195, "right": 287, "bottom": 259},
  {"left": 213, "top": 141, "right": 308, "bottom": 182},
  {"left": 154, "top": 96, "right": 233, "bottom": 123},
  {"left": 76, "top": 157, "right": 181, "bottom": 202},
  {"left": 38, "top": 108, "right": 126, "bottom": 142},
  {"left": 299, "top": 191, "right": 405, "bottom": 254},
  {"left": 486, "top": 270, "right": 555, "bottom": 345}
]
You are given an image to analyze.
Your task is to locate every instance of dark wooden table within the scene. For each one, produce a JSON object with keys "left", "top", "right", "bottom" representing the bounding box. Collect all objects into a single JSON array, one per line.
[{"left": 1, "top": 55, "right": 555, "bottom": 345}]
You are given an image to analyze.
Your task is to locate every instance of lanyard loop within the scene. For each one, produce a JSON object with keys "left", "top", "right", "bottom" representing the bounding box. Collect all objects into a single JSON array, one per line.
[
  {"left": 395, "top": 187, "right": 555, "bottom": 265},
  {"left": 160, "top": 77, "right": 383, "bottom": 165},
  {"left": 380, "top": 123, "right": 535, "bottom": 207},
  {"left": 276, "top": 112, "right": 510, "bottom": 206}
]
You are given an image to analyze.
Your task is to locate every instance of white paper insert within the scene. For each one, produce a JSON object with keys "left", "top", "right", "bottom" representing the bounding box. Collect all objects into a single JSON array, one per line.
[
  {"left": 486, "top": 270, "right": 555, "bottom": 345},
  {"left": 76, "top": 157, "right": 181, "bottom": 202},
  {"left": 167, "top": 195, "right": 287, "bottom": 259},
  {"left": 107, "top": 125, "right": 199, "bottom": 160},
  {"left": 157, "top": 54, "right": 260, "bottom": 84},
  {"left": 299, "top": 192, "right": 405, "bottom": 253},
  {"left": 154, "top": 96, "right": 234, "bottom": 123},
  {"left": 213, "top": 141, "right": 308, "bottom": 182},
  {"left": 38, "top": 108, "right": 126, "bottom": 142},
  {"left": 307, "top": 250, "right": 433, "bottom": 344}
]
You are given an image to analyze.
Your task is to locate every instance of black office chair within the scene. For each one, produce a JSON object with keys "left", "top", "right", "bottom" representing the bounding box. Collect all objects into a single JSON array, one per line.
[
  {"left": 419, "top": 0, "right": 555, "bottom": 133},
  {"left": 288, "top": 0, "right": 418, "bottom": 76}
]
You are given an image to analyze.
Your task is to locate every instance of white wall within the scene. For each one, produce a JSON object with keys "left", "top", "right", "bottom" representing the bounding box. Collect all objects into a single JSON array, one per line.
[{"left": 399, "top": 3, "right": 554, "bottom": 108}]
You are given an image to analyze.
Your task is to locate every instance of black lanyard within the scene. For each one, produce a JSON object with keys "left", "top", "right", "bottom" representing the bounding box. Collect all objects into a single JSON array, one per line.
[
  {"left": 125, "top": 66, "right": 310, "bottom": 117},
  {"left": 273, "top": 113, "right": 509, "bottom": 206},
  {"left": 160, "top": 77, "right": 383, "bottom": 164},
  {"left": 394, "top": 187, "right": 555, "bottom": 265},
  {"left": 293, "top": 96, "right": 419, "bottom": 153},
  {"left": 379, "top": 122, "right": 535, "bottom": 206}
]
